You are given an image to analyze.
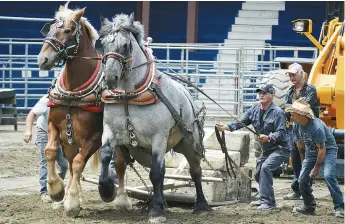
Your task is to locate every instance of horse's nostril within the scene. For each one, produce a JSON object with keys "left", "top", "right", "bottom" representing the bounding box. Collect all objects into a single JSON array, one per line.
[{"left": 44, "top": 57, "right": 48, "bottom": 64}]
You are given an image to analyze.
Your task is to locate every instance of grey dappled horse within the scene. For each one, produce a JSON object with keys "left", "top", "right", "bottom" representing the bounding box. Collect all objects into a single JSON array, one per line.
[{"left": 97, "top": 13, "right": 210, "bottom": 223}]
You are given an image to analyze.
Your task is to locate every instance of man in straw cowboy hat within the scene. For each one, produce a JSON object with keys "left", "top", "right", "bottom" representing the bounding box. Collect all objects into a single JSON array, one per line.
[
  {"left": 283, "top": 62, "right": 320, "bottom": 201},
  {"left": 286, "top": 98, "right": 344, "bottom": 217},
  {"left": 216, "top": 84, "right": 290, "bottom": 211}
]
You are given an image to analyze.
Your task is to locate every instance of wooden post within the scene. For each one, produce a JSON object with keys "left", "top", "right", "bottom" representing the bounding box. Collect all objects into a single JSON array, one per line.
[
  {"left": 186, "top": 1, "right": 198, "bottom": 44},
  {"left": 137, "top": 1, "right": 150, "bottom": 38}
]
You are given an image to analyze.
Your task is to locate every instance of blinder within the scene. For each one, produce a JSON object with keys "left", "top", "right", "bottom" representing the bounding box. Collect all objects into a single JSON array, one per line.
[
  {"left": 95, "top": 38, "right": 103, "bottom": 54},
  {"left": 40, "top": 19, "right": 64, "bottom": 37},
  {"left": 40, "top": 19, "right": 57, "bottom": 37}
]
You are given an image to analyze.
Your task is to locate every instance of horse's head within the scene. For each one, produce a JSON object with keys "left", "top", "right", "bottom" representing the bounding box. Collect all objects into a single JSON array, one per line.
[
  {"left": 38, "top": 3, "right": 98, "bottom": 70},
  {"left": 96, "top": 13, "right": 145, "bottom": 89}
]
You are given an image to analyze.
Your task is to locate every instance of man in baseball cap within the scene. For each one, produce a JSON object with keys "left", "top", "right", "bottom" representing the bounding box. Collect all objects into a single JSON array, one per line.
[
  {"left": 216, "top": 82, "right": 290, "bottom": 211},
  {"left": 283, "top": 62, "right": 320, "bottom": 202},
  {"left": 286, "top": 98, "right": 344, "bottom": 217}
]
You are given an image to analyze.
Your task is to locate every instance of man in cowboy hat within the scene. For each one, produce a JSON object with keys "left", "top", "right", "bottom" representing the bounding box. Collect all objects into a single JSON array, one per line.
[
  {"left": 283, "top": 62, "right": 320, "bottom": 200},
  {"left": 216, "top": 84, "right": 290, "bottom": 211},
  {"left": 286, "top": 98, "right": 344, "bottom": 217}
]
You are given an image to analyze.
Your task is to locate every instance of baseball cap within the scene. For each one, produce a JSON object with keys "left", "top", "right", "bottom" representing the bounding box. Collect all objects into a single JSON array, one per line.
[
  {"left": 287, "top": 62, "right": 303, "bottom": 74},
  {"left": 256, "top": 84, "right": 276, "bottom": 94}
]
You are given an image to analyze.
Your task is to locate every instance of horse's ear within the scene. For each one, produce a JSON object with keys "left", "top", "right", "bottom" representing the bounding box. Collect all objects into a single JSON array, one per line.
[
  {"left": 58, "top": 5, "right": 65, "bottom": 11},
  {"left": 99, "top": 13, "right": 110, "bottom": 26},
  {"left": 129, "top": 12, "right": 135, "bottom": 25},
  {"left": 74, "top": 7, "right": 86, "bottom": 21}
]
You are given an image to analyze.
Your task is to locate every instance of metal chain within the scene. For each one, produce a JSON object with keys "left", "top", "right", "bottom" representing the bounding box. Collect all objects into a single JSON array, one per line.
[
  {"left": 129, "top": 163, "right": 153, "bottom": 197},
  {"left": 141, "top": 164, "right": 150, "bottom": 173},
  {"left": 66, "top": 112, "right": 75, "bottom": 145},
  {"left": 202, "top": 156, "right": 217, "bottom": 171},
  {"left": 126, "top": 118, "right": 138, "bottom": 148}
]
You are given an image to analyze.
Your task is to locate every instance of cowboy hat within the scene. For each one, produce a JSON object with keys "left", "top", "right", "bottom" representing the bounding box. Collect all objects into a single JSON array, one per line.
[{"left": 285, "top": 98, "right": 315, "bottom": 119}]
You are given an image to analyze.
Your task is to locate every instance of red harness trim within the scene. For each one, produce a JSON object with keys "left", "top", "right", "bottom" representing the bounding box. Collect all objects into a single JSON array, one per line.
[
  {"left": 79, "top": 105, "right": 103, "bottom": 112},
  {"left": 59, "top": 53, "right": 101, "bottom": 91},
  {"left": 47, "top": 100, "right": 103, "bottom": 113},
  {"left": 48, "top": 54, "right": 103, "bottom": 113},
  {"left": 47, "top": 101, "right": 56, "bottom": 108}
]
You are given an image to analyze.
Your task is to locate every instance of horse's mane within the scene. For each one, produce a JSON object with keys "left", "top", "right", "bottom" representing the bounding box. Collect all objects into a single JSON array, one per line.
[
  {"left": 54, "top": 2, "right": 99, "bottom": 46},
  {"left": 99, "top": 13, "right": 145, "bottom": 48}
]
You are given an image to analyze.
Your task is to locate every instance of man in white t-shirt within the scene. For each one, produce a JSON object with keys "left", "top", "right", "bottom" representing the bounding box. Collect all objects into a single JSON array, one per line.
[{"left": 24, "top": 94, "right": 68, "bottom": 203}]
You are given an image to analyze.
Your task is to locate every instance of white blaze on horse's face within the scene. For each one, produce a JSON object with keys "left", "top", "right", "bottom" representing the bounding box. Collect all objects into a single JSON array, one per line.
[
  {"left": 38, "top": 7, "right": 85, "bottom": 70},
  {"left": 103, "top": 31, "right": 133, "bottom": 88}
]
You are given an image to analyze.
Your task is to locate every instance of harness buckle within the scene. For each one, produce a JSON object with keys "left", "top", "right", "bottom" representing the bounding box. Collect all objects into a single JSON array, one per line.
[
  {"left": 127, "top": 124, "right": 134, "bottom": 131},
  {"left": 129, "top": 132, "right": 136, "bottom": 139},
  {"left": 131, "top": 139, "right": 138, "bottom": 147}
]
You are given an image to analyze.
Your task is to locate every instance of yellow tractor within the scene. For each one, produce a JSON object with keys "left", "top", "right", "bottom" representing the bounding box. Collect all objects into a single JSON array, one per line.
[{"left": 261, "top": 4, "right": 344, "bottom": 178}]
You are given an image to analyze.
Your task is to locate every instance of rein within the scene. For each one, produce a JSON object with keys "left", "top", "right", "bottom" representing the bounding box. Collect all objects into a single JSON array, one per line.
[
  {"left": 214, "top": 127, "right": 254, "bottom": 181},
  {"left": 157, "top": 64, "right": 259, "bottom": 137}
]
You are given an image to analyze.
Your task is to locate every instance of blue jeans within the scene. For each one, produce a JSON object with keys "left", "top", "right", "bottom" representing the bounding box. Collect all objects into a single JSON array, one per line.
[
  {"left": 36, "top": 130, "right": 68, "bottom": 195},
  {"left": 287, "top": 127, "right": 312, "bottom": 194},
  {"left": 299, "top": 149, "right": 344, "bottom": 209},
  {"left": 256, "top": 149, "right": 290, "bottom": 206}
]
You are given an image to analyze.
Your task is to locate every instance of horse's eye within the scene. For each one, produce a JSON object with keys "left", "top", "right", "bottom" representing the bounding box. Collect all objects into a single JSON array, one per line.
[{"left": 64, "top": 29, "right": 71, "bottom": 34}]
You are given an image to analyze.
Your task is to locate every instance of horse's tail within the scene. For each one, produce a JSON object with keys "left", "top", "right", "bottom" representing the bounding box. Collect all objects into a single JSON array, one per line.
[{"left": 90, "top": 150, "right": 100, "bottom": 173}]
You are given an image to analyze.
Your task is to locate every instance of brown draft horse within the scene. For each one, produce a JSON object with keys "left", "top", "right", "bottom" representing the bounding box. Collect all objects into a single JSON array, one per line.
[{"left": 37, "top": 4, "right": 108, "bottom": 217}]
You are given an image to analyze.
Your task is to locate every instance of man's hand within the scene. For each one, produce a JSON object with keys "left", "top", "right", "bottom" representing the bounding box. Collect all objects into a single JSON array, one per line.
[
  {"left": 259, "top": 134, "right": 270, "bottom": 143},
  {"left": 309, "top": 166, "right": 320, "bottom": 178},
  {"left": 24, "top": 130, "right": 32, "bottom": 143},
  {"left": 215, "top": 123, "right": 230, "bottom": 132}
]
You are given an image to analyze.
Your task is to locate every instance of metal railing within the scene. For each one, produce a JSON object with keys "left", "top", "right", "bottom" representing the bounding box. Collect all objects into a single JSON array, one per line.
[{"left": 0, "top": 38, "right": 317, "bottom": 119}]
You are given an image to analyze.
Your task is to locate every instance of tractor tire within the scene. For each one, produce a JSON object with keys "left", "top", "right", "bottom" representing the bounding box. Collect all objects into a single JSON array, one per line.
[{"left": 260, "top": 69, "right": 291, "bottom": 107}]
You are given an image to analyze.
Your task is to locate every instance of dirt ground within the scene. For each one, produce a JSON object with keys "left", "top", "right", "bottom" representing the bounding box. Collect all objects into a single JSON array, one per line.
[{"left": 0, "top": 124, "right": 344, "bottom": 224}]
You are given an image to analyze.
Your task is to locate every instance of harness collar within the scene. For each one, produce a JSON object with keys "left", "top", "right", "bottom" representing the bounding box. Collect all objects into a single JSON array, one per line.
[{"left": 60, "top": 53, "right": 102, "bottom": 92}]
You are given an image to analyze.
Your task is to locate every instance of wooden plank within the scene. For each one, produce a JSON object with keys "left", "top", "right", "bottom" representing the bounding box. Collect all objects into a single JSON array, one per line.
[
  {"left": 134, "top": 182, "right": 192, "bottom": 191},
  {"left": 164, "top": 174, "right": 225, "bottom": 183}
]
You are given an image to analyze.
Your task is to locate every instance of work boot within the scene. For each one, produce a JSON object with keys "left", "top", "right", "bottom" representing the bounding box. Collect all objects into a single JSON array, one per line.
[
  {"left": 334, "top": 207, "right": 344, "bottom": 218},
  {"left": 292, "top": 204, "right": 315, "bottom": 215},
  {"left": 283, "top": 192, "right": 301, "bottom": 200},
  {"left": 249, "top": 200, "right": 261, "bottom": 207},
  {"left": 41, "top": 193, "right": 53, "bottom": 203},
  {"left": 257, "top": 203, "right": 276, "bottom": 211}
]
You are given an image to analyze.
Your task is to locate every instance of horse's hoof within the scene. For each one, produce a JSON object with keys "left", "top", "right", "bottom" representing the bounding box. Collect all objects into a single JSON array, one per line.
[
  {"left": 64, "top": 198, "right": 81, "bottom": 217},
  {"left": 148, "top": 216, "right": 166, "bottom": 224},
  {"left": 48, "top": 183, "right": 65, "bottom": 202},
  {"left": 192, "top": 201, "right": 212, "bottom": 214},
  {"left": 65, "top": 207, "right": 81, "bottom": 218},
  {"left": 149, "top": 207, "right": 166, "bottom": 223},
  {"left": 114, "top": 195, "right": 132, "bottom": 210},
  {"left": 98, "top": 178, "right": 117, "bottom": 202}
]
